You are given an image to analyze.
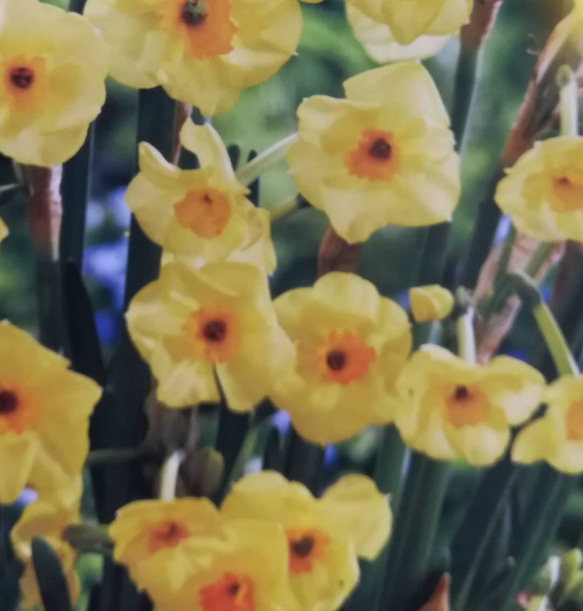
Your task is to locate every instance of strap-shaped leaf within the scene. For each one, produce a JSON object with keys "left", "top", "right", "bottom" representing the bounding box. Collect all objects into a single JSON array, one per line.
[
  {"left": 62, "top": 260, "right": 107, "bottom": 386},
  {"left": 31, "top": 537, "right": 72, "bottom": 611}
]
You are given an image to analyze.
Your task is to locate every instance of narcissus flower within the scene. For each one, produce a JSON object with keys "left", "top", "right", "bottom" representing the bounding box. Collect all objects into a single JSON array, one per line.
[
  {"left": 513, "top": 376, "right": 583, "bottom": 474},
  {"left": 11, "top": 480, "right": 82, "bottom": 610},
  {"left": 0, "top": 322, "right": 101, "bottom": 504},
  {"left": 84, "top": 0, "right": 302, "bottom": 115},
  {"left": 270, "top": 272, "right": 411, "bottom": 444},
  {"left": 345, "top": 4, "right": 451, "bottom": 63},
  {"left": 0, "top": 217, "right": 7, "bottom": 243},
  {"left": 0, "top": 0, "right": 108, "bottom": 166},
  {"left": 126, "top": 120, "right": 274, "bottom": 273},
  {"left": 287, "top": 62, "right": 460, "bottom": 244},
  {"left": 409, "top": 285, "right": 454, "bottom": 323},
  {"left": 153, "top": 520, "right": 298, "bottom": 611},
  {"left": 495, "top": 137, "right": 583, "bottom": 243},
  {"left": 395, "top": 345, "right": 545, "bottom": 466},
  {"left": 221, "top": 471, "right": 391, "bottom": 611},
  {"left": 109, "top": 497, "right": 222, "bottom": 593},
  {"left": 346, "top": 0, "right": 471, "bottom": 48},
  {"left": 127, "top": 261, "right": 292, "bottom": 410}
]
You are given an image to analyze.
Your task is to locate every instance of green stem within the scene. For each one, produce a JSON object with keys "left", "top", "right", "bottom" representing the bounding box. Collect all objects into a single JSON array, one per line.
[
  {"left": 63, "top": 525, "right": 112, "bottom": 550},
  {"left": 85, "top": 447, "right": 150, "bottom": 467},
  {"left": 235, "top": 133, "right": 297, "bottom": 186},
  {"left": 59, "top": 125, "right": 94, "bottom": 268},
  {"left": 270, "top": 196, "right": 304, "bottom": 222},
  {"left": 284, "top": 429, "right": 324, "bottom": 493},
  {"left": 495, "top": 226, "right": 517, "bottom": 288},
  {"left": 451, "top": 47, "right": 479, "bottom": 155}
]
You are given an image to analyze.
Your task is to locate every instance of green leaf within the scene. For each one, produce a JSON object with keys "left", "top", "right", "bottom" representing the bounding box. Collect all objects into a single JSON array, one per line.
[
  {"left": 62, "top": 260, "right": 106, "bottom": 386},
  {"left": 31, "top": 537, "right": 72, "bottom": 611}
]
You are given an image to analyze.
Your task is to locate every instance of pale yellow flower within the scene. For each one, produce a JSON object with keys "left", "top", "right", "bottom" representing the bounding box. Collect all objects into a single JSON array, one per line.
[
  {"left": 513, "top": 376, "right": 583, "bottom": 474},
  {"left": 126, "top": 261, "right": 292, "bottom": 410},
  {"left": 395, "top": 345, "right": 545, "bottom": 466},
  {"left": 346, "top": 3, "right": 451, "bottom": 63},
  {"left": 0, "top": 0, "right": 108, "bottom": 166},
  {"left": 287, "top": 62, "right": 460, "bottom": 244},
  {"left": 0, "top": 322, "right": 101, "bottom": 504},
  {"left": 270, "top": 272, "right": 411, "bottom": 444},
  {"left": 126, "top": 120, "right": 274, "bottom": 272},
  {"left": 495, "top": 137, "right": 583, "bottom": 243},
  {"left": 409, "top": 285, "right": 454, "bottom": 323},
  {"left": 221, "top": 471, "right": 391, "bottom": 611},
  {"left": 11, "top": 480, "right": 82, "bottom": 610},
  {"left": 84, "top": 0, "right": 303, "bottom": 115}
]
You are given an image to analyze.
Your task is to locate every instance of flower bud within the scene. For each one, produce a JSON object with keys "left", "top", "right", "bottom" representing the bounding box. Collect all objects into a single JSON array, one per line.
[{"left": 409, "top": 285, "right": 454, "bottom": 323}]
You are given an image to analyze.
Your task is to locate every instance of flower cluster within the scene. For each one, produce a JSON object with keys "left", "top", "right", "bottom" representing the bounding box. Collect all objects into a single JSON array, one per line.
[{"left": 109, "top": 472, "right": 391, "bottom": 611}]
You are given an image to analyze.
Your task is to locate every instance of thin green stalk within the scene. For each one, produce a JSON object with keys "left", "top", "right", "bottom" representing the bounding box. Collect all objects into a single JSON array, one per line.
[
  {"left": 270, "top": 196, "right": 304, "bottom": 222},
  {"left": 494, "top": 226, "right": 517, "bottom": 288},
  {"left": 159, "top": 451, "right": 184, "bottom": 501},
  {"left": 557, "top": 65, "right": 578, "bottom": 138},
  {"left": 284, "top": 429, "right": 324, "bottom": 493},
  {"left": 235, "top": 133, "right": 297, "bottom": 186},
  {"left": 60, "top": 125, "right": 94, "bottom": 268}
]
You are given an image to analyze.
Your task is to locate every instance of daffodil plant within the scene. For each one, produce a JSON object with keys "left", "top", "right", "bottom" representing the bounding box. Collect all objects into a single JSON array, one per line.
[{"left": 3, "top": 1, "right": 583, "bottom": 611}]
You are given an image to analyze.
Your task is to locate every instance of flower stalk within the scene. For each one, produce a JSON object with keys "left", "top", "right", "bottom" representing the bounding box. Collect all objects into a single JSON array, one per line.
[
  {"left": 159, "top": 450, "right": 185, "bottom": 502},
  {"left": 235, "top": 133, "right": 297, "bottom": 186}
]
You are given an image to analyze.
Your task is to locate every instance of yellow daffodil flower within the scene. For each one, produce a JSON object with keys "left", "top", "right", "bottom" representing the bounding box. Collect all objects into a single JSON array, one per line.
[
  {"left": 270, "top": 272, "right": 411, "bottom": 444},
  {"left": 0, "top": 322, "right": 101, "bottom": 504},
  {"left": 84, "top": 0, "right": 302, "bottom": 115},
  {"left": 126, "top": 120, "right": 275, "bottom": 273},
  {"left": 109, "top": 497, "right": 222, "bottom": 593},
  {"left": 287, "top": 62, "right": 460, "bottom": 244},
  {"left": 152, "top": 520, "right": 298, "bottom": 611},
  {"left": 221, "top": 471, "right": 391, "bottom": 611},
  {"left": 495, "top": 137, "right": 583, "bottom": 243},
  {"left": 126, "top": 261, "right": 292, "bottom": 410},
  {"left": 0, "top": 0, "right": 108, "bottom": 166},
  {"left": 10, "top": 480, "right": 82, "bottom": 610},
  {"left": 409, "top": 285, "right": 454, "bottom": 323},
  {"left": 395, "top": 345, "right": 545, "bottom": 466},
  {"left": 346, "top": 0, "right": 471, "bottom": 48},
  {"left": 345, "top": 4, "right": 452, "bottom": 63},
  {"left": 513, "top": 376, "right": 583, "bottom": 474},
  {"left": 576, "top": 0, "right": 583, "bottom": 20}
]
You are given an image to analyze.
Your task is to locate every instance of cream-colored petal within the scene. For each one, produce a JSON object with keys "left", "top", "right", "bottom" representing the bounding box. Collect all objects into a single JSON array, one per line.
[{"left": 319, "top": 474, "right": 391, "bottom": 560}]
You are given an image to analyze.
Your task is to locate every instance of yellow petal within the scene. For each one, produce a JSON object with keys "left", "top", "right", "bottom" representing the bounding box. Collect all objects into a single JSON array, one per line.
[
  {"left": 512, "top": 418, "right": 561, "bottom": 467},
  {"left": 319, "top": 474, "right": 391, "bottom": 560},
  {"left": 0, "top": 431, "right": 38, "bottom": 504},
  {"left": 0, "top": 216, "right": 8, "bottom": 244},
  {"left": 409, "top": 285, "right": 454, "bottom": 323},
  {"left": 445, "top": 419, "right": 510, "bottom": 467}
]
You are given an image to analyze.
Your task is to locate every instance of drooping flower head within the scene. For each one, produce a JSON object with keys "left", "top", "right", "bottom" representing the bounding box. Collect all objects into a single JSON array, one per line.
[
  {"left": 287, "top": 62, "right": 460, "bottom": 244},
  {"left": 221, "top": 471, "right": 391, "bottom": 611},
  {"left": 409, "top": 285, "right": 454, "bottom": 323},
  {"left": 126, "top": 119, "right": 274, "bottom": 273},
  {"left": 126, "top": 261, "right": 292, "bottom": 410},
  {"left": 109, "top": 497, "right": 222, "bottom": 593},
  {"left": 0, "top": 322, "right": 101, "bottom": 504},
  {"left": 270, "top": 272, "right": 411, "bottom": 444},
  {"left": 84, "top": 0, "right": 303, "bottom": 115},
  {"left": 513, "top": 376, "right": 583, "bottom": 474},
  {"left": 152, "top": 520, "right": 298, "bottom": 611},
  {"left": 395, "top": 345, "right": 545, "bottom": 466},
  {"left": 345, "top": 0, "right": 467, "bottom": 63},
  {"left": 10, "top": 480, "right": 82, "bottom": 610},
  {"left": 0, "top": 0, "right": 108, "bottom": 166},
  {"left": 495, "top": 137, "right": 583, "bottom": 243}
]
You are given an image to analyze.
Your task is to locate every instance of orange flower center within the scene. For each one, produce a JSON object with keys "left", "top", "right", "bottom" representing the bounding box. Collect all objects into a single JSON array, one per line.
[
  {"left": 549, "top": 171, "right": 583, "bottom": 212},
  {"left": 298, "top": 330, "right": 376, "bottom": 385},
  {"left": 158, "top": 0, "right": 237, "bottom": 60},
  {"left": 183, "top": 307, "right": 240, "bottom": 362},
  {"left": 345, "top": 129, "right": 399, "bottom": 181},
  {"left": 444, "top": 384, "right": 490, "bottom": 428},
  {"left": 148, "top": 519, "right": 190, "bottom": 553},
  {"left": 199, "top": 572, "right": 255, "bottom": 611},
  {"left": 174, "top": 188, "right": 231, "bottom": 238},
  {"left": 1, "top": 55, "right": 48, "bottom": 113},
  {"left": 566, "top": 401, "right": 583, "bottom": 441},
  {"left": 0, "top": 385, "right": 38, "bottom": 434},
  {"left": 285, "top": 528, "right": 329, "bottom": 574}
]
